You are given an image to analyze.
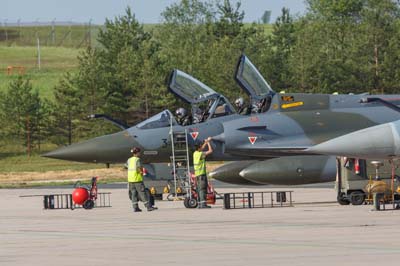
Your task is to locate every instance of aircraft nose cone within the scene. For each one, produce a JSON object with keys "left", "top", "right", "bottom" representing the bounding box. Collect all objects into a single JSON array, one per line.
[{"left": 43, "top": 130, "right": 138, "bottom": 163}]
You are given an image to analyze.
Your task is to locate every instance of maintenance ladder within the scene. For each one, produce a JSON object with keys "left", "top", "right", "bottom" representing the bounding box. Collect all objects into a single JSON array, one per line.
[
  {"left": 223, "top": 191, "right": 293, "bottom": 209},
  {"left": 20, "top": 193, "right": 112, "bottom": 210},
  {"left": 169, "top": 129, "right": 191, "bottom": 197}
]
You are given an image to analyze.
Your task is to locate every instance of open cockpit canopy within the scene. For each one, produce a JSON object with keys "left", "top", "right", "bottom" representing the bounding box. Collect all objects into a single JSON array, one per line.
[
  {"left": 168, "top": 69, "right": 235, "bottom": 122},
  {"left": 168, "top": 69, "right": 219, "bottom": 104},
  {"left": 235, "top": 54, "right": 275, "bottom": 101}
]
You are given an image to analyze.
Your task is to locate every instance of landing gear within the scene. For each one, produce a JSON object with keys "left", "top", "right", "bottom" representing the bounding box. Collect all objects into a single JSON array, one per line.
[{"left": 336, "top": 158, "right": 350, "bottom": 205}]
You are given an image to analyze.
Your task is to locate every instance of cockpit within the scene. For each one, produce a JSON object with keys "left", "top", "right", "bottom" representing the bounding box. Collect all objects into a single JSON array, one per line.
[
  {"left": 135, "top": 70, "right": 237, "bottom": 130},
  {"left": 168, "top": 69, "right": 235, "bottom": 125},
  {"left": 137, "top": 110, "right": 176, "bottom": 129},
  {"left": 136, "top": 56, "right": 276, "bottom": 130}
]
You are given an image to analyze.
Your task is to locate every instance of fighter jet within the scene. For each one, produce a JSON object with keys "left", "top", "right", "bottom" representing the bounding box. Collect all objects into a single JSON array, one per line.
[{"left": 44, "top": 55, "right": 400, "bottom": 185}]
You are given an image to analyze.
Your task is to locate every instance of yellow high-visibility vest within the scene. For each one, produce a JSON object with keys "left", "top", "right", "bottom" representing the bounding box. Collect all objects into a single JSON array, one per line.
[
  {"left": 193, "top": 151, "right": 206, "bottom": 176},
  {"left": 127, "top": 156, "right": 143, "bottom": 182}
]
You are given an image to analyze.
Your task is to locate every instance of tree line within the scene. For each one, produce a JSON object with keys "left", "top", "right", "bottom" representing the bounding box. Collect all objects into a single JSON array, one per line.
[{"left": 1, "top": 0, "right": 400, "bottom": 154}]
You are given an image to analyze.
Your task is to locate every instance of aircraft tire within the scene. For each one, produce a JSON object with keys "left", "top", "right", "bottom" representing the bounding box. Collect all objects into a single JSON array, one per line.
[{"left": 349, "top": 191, "right": 365, "bottom": 206}]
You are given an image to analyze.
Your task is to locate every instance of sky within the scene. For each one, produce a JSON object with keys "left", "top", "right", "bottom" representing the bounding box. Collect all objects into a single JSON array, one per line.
[{"left": 2, "top": 0, "right": 306, "bottom": 25}]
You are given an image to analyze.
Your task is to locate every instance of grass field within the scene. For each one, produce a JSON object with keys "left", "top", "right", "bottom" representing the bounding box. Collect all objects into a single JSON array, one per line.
[
  {"left": 0, "top": 140, "right": 109, "bottom": 171},
  {"left": 0, "top": 29, "right": 96, "bottom": 182},
  {"left": 0, "top": 140, "right": 126, "bottom": 187},
  {"left": 0, "top": 153, "right": 105, "bottom": 172},
  {"left": 0, "top": 46, "right": 80, "bottom": 99}
]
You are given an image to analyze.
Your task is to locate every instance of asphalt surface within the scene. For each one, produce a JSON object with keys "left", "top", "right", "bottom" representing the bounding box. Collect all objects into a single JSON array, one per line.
[{"left": 2, "top": 186, "right": 400, "bottom": 266}]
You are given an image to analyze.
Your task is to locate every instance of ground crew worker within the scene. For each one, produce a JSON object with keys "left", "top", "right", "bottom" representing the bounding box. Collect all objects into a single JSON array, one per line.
[
  {"left": 127, "top": 147, "right": 156, "bottom": 212},
  {"left": 193, "top": 137, "right": 213, "bottom": 208}
]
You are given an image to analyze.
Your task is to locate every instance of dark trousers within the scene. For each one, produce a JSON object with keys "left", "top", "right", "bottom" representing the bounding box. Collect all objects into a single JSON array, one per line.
[
  {"left": 196, "top": 174, "right": 208, "bottom": 206},
  {"left": 128, "top": 182, "right": 149, "bottom": 208}
]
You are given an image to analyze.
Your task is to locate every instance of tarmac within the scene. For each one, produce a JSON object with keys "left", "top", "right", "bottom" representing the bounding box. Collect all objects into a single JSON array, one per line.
[{"left": 2, "top": 185, "right": 400, "bottom": 266}]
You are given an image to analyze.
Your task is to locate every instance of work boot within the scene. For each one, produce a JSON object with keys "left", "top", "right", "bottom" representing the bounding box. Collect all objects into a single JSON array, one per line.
[
  {"left": 133, "top": 207, "right": 142, "bottom": 212},
  {"left": 147, "top": 206, "right": 156, "bottom": 211}
]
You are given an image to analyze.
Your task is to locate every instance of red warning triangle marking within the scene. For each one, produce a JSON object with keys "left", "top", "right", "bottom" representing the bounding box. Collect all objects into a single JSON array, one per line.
[
  {"left": 248, "top": 136, "right": 257, "bottom": 145},
  {"left": 190, "top": 132, "right": 199, "bottom": 140}
]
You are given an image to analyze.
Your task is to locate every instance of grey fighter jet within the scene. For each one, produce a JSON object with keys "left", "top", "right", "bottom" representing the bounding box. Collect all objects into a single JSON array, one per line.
[{"left": 44, "top": 55, "right": 400, "bottom": 186}]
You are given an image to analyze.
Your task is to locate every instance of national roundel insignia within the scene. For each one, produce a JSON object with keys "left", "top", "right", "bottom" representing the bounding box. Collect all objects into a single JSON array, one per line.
[
  {"left": 190, "top": 132, "right": 199, "bottom": 140},
  {"left": 248, "top": 136, "right": 257, "bottom": 145}
]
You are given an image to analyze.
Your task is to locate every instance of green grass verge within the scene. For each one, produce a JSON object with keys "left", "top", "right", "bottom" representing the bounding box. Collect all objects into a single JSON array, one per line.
[
  {"left": 0, "top": 141, "right": 107, "bottom": 172},
  {"left": 0, "top": 46, "right": 80, "bottom": 99},
  {"left": 0, "top": 154, "right": 107, "bottom": 172}
]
